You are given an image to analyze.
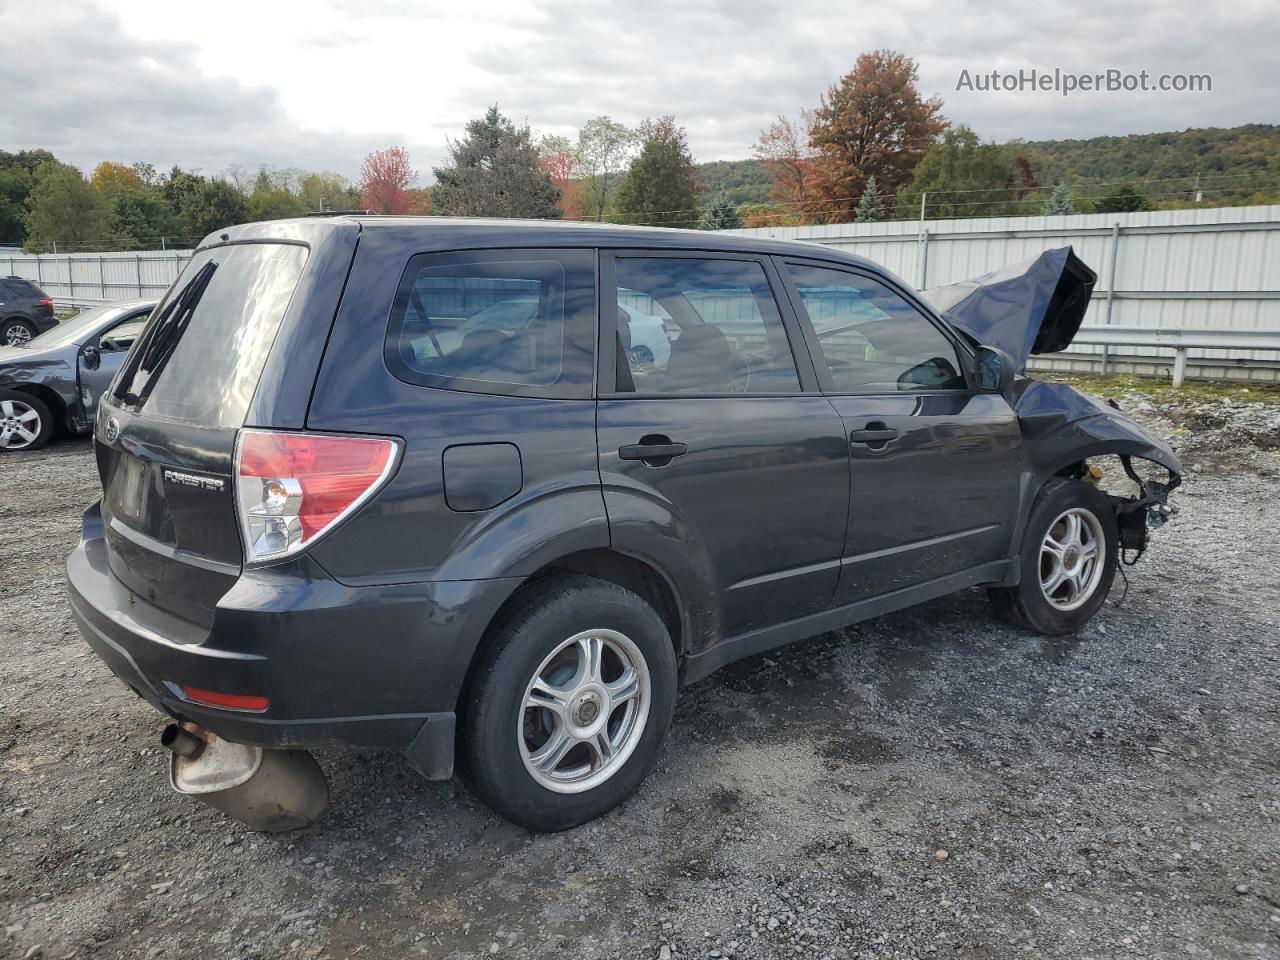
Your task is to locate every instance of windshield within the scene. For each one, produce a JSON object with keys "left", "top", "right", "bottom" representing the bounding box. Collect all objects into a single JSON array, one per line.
[{"left": 19, "top": 304, "right": 136, "bottom": 350}]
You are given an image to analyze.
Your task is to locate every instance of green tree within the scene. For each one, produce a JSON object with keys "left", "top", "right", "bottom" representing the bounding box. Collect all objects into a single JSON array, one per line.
[
  {"left": 855, "top": 176, "right": 881, "bottom": 222},
  {"left": 611, "top": 117, "right": 700, "bottom": 228},
  {"left": 0, "top": 149, "right": 57, "bottom": 246},
  {"left": 24, "top": 161, "right": 109, "bottom": 252},
  {"left": 897, "top": 126, "right": 1027, "bottom": 219},
  {"left": 1042, "top": 183, "right": 1075, "bottom": 215},
  {"left": 576, "top": 116, "right": 637, "bottom": 221},
  {"left": 179, "top": 179, "right": 248, "bottom": 240},
  {"left": 90, "top": 161, "right": 176, "bottom": 248},
  {"left": 299, "top": 172, "right": 360, "bottom": 212},
  {"left": 1093, "top": 184, "right": 1151, "bottom": 213},
  {"left": 808, "top": 50, "right": 947, "bottom": 222},
  {"left": 432, "top": 106, "right": 561, "bottom": 218},
  {"left": 246, "top": 168, "right": 306, "bottom": 221},
  {"left": 700, "top": 195, "right": 743, "bottom": 230}
]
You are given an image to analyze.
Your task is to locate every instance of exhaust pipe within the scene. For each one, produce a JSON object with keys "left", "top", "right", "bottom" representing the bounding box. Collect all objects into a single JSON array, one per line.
[{"left": 160, "top": 723, "right": 328, "bottom": 832}]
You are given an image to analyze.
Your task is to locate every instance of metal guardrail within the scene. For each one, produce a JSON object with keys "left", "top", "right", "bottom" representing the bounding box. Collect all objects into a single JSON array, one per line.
[{"left": 1069, "top": 325, "right": 1280, "bottom": 386}]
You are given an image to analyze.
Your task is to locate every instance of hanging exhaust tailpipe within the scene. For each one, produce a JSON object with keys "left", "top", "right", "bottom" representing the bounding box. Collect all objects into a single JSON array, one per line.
[{"left": 159, "top": 723, "right": 328, "bottom": 832}]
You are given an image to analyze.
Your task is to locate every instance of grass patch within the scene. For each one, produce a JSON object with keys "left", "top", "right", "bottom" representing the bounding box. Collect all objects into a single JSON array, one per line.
[{"left": 1038, "top": 372, "right": 1280, "bottom": 406}]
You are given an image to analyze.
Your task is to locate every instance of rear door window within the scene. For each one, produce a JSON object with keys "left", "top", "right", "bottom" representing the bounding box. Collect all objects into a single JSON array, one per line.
[
  {"left": 113, "top": 243, "right": 308, "bottom": 426},
  {"left": 610, "top": 256, "right": 800, "bottom": 394},
  {"left": 385, "top": 249, "right": 595, "bottom": 399}
]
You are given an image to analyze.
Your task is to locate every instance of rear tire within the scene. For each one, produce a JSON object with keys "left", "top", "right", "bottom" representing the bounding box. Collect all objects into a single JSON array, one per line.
[
  {"left": 1, "top": 318, "right": 37, "bottom": 346},
  {"left": 988, "top": 477, "right": 1119, "bottom": 635},
  {"left": 460, "top": 575, "right": 677, "bottom": 832},
  {"left": 0, "top": 390, "right": 53, "bottom": 451}
]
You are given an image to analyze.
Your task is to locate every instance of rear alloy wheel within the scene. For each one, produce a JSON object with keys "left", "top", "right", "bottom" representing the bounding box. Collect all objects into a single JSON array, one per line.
[
  {"left": 0, "top": 390, "right": 52, "bottom": 451},
  {"left": 461, "top": 575, "right": 677, "bottom": 831},
  {"left": 989, "top": 477, "right": 1119, "bottom": 635},
  {"left": 2, "top": 319, "right": 36, "bottom": 346}
]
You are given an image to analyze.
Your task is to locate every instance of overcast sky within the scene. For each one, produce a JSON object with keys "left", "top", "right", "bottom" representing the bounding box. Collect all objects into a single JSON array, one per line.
[{"left": 2, "top": 0, "right": 1274, "bottom": 184}]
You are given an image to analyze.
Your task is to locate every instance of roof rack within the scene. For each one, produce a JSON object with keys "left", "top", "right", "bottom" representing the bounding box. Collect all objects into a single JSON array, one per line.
[{"left": 304, "top": 210, "right": 373, "bottom": 217}]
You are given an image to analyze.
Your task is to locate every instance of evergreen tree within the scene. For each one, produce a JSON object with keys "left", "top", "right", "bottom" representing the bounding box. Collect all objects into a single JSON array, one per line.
[
  {"left": 700, "top": 195, "right": 743, "bottom": 230},
  {"left": 1093, "top": 184, "right": 1151, "bottom": 213},
  {"left": 433, "top": 106, "right": 561, "bottom": 218},
  {"left": 855, "top": 176, "right": 881, "bottom": 222},
  {"left": 1042, "top": 183, "right": 1075, "bottom": 215},
  {"left": 611, "top": 117, "right": 700, "bottom": 227}
]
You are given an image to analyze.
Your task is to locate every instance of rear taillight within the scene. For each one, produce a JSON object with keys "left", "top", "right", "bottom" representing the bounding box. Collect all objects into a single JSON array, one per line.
[
  {"left": 39, "top": 297, "right": 53, "bottom": 309},
  {"left": 235, "top": 429, "right": 399, "bottom": 564}
]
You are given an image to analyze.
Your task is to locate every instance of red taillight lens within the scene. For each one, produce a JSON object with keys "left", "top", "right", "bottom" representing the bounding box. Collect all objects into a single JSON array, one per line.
[
  {"left": 39, "top": 297, "right": 53, "bottom": 308},
  {"left": 176, "top": 685, "right": 270, "bottom": 712},
  {"left": 236, "top": 429, "right": 398, "bottom": 563}
]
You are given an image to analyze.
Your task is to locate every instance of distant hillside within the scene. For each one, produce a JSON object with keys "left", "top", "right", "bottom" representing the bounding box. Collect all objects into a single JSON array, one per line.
[{"left": 695, "top": 123, "right": 1280, "bottom": 211}]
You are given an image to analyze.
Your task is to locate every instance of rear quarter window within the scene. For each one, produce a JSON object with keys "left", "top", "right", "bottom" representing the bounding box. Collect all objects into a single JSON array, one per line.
[{"left": 385, "top": 248, "right": 596, "bottom": 399}]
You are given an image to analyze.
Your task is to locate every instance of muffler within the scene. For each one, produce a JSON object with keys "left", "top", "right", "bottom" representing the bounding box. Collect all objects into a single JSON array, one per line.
[{"left": 160, "top": 722, "right": 328, "bottom": 832}]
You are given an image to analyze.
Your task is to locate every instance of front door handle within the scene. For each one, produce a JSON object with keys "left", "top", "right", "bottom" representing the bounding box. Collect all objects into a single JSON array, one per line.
[
  {"left": 618, "top": 439, "right": 688, "bottom": 463},
  {"left": 849, "top": 423, "right": 899, "bottom": 447}
]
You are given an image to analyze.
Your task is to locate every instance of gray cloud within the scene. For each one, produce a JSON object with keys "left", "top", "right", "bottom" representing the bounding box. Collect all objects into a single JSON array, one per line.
[
  {"left": 0, "top": 3, "right": 428, "bottom": 179},
  {"left": 1, "top": 0, "right": 1273, "bottom": 185}
]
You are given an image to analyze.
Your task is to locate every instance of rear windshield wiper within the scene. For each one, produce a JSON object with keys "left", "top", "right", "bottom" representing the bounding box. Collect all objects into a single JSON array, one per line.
[{"left": 115, "top": 261, "right": 217, "bottom": 407}]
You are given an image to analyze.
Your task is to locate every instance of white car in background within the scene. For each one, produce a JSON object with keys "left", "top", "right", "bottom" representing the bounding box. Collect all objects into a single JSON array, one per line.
[{"left": 617, "top": 303, "right": 671, "bottom": 372}]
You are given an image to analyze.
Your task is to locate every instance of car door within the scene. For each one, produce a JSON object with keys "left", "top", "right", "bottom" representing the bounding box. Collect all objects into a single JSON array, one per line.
[
  {"left": 595, "top": 251, "right": 850, "bottom": 641},
  {"left": 778, "top": 259, "right": 1023, "bottom": 606},
  {"left": 78, "top": 309, "right": 151, "bottom": 420}
]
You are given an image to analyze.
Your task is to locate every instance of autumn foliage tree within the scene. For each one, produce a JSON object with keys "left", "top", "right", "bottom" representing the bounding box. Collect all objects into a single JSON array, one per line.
[
  {"left": 753, "top": 113, "right": 816, "bottom": 211},
  {"left": 538, "top": 134, "right": 582, "bottom": 219},
  {"left": 805, "top": 50, "right": 947, "bottom": 222},
  {"left": 359, "top": 147, "right": 418, "bottom": 214}
]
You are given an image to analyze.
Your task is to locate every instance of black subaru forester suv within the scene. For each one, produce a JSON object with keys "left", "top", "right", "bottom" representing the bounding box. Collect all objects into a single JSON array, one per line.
[{"left": 67, "top": 217, "right": 1180, "bottom": 832}]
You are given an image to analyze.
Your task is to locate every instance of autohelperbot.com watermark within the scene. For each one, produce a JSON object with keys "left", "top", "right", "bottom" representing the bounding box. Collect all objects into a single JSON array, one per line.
[{"left": 956, "top": 68, "right": 1212, "bottom": 96}]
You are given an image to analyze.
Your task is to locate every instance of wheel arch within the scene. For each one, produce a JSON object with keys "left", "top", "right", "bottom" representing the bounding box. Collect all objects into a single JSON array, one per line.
[
  {"left": 4, "top": 382, "right": 74, "bottom": 435},
  {"left": 452, "top": 547, "right": 690, "bottom": 716}
]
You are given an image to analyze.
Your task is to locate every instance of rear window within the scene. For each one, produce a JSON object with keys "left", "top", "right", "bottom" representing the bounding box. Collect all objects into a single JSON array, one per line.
[
  {"left": 113, "top": 243, "right": 308, "bottom": 427},
  {"left": 385, "top": 248, "right": 596, "bottom": 399}
]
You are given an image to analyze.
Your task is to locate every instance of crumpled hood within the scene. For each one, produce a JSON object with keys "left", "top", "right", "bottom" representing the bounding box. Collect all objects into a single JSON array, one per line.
[{"left": 922, "top": 246, "right": 1096, "bottom": 369}]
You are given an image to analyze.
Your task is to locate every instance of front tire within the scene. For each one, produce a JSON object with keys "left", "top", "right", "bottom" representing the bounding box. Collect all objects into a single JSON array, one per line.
[
  {"left": 460, "top": 575, "right": 677, "bottom": 832},
  {"left": 989, "top": 477, "right": 1119, "bottom": 635},
  {"left": 0, "top": 390, "right": 53, "bottom": 451}
]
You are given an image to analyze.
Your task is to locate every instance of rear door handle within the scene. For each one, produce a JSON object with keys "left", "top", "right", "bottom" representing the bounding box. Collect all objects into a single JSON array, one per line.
[
  {"left": 849, "top": 425, "right": 899, "bottom": 446},
  {"left": 618, "top": 441, "right": 688, "bottom": 462}
]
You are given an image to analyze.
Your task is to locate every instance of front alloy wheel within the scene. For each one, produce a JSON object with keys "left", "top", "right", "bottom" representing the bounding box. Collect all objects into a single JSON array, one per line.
[
  {"left": 0, "top": 396, "right": 46, "bottom": 450},
  {"left": 988, "top": 477, "right": 1119, "bottom": 635},
  {"left": 1039, "top": 507, "right": 1106, "bottom": 611}
]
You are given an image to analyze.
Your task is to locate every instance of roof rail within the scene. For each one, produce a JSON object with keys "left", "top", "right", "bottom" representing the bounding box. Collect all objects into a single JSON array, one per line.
[{"left": 304, "top": 210, "right": 373, "bottom": 217}]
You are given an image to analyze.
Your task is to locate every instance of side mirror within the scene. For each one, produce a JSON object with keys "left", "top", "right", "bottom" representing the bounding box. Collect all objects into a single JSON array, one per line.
[
  {"left": 82, "top": 345, "right": 101, "bottom": 370},
  {"left": 975, "top": 345, "right": 1015, "bottom": 393}
]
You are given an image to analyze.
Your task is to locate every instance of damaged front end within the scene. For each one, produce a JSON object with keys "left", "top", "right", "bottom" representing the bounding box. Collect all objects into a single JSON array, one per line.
[{"left": 923, "top": 245, "right": 1181, "bottom": 563}]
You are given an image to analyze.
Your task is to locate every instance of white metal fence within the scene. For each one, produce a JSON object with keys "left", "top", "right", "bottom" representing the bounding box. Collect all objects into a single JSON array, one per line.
[
  {"left": 729, "top": 204, "right": 1280, "bottom": 382},
  {"left": 0, "top": 249, "right": 193, "bottom": 304},
  {"left": 5, "top": 205, "right": 1280, "bottom": 382}
]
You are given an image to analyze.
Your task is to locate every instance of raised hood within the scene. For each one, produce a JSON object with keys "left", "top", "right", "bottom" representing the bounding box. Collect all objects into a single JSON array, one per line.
[{"left": 922, "top": 246, "right": 1097, "bottom": 369}]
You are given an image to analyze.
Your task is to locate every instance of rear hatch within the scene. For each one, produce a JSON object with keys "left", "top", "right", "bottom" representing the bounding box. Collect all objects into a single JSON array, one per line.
[{"left": 95, "top": 239, "right": 316, "bottom": 628}]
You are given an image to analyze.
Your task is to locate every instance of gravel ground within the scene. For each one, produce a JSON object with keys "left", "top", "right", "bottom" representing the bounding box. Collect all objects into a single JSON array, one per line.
[{"left": 2, "top": 388, "right": 1279, "bottom": 960}]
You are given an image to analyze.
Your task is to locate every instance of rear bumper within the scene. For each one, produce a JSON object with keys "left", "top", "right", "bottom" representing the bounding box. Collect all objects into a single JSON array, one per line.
[
  {"left": 33, "top": 311, "right": 58, "bottom": 334},
  {"left": 66, "top": 503, "right": 517, "bottom": 778}
]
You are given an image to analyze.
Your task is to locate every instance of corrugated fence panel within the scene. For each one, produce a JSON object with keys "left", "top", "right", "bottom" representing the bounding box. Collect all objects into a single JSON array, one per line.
[{"left": 728, "top": 204, "right": 1280, "bottom": 381}]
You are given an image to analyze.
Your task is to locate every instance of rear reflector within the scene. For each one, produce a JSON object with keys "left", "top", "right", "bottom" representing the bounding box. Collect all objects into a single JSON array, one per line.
[
  {"left": 174, "top": 685, "right": 270, "bottom": 712},
  {"left": 235, "top": 429, "right": 399, "bottom": 564}
]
